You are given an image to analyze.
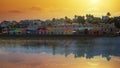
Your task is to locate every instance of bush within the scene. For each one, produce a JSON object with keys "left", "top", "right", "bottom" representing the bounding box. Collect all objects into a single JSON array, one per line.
[{"left": 114, "top": 18, "right": 120, "bottom": 28}]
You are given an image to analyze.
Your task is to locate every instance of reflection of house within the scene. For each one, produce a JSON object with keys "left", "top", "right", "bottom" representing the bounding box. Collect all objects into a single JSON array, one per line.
[
  {"left": 1, "top": 38, "right": 120, "bottom": 61},
  {"left": 25, "top": 41, "right": 120, "bottom": 61}
]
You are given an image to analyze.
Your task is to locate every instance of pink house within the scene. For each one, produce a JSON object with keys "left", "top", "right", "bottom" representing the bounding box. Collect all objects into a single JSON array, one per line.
[{"left": 38, "top": 28, "right": 46, "bottom": 34}]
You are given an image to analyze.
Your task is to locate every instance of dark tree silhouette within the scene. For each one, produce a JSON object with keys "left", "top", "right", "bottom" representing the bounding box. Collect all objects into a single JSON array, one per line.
[
  {"left": 76, "top": 16, "right": 85, "bottom": 24},
  {"left": 107, "top": 12, "right": 111, "bottom": 17},
  {"left": 65, "top": 16, "right": 72, "bottom": 24},
  {"left": 113, "top": 17, "right": 120, "bottom": 28}
]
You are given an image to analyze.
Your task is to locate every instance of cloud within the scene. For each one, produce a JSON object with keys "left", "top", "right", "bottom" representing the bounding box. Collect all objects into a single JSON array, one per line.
[
  {"left": 9, "top": 10, "right": 22, "bottom": 13},
  {"left": 30, "top": 7, "right": 42, "bottom": 11},
  {"left": 113, "top": 11, "right": 120, "bottom": 16}
]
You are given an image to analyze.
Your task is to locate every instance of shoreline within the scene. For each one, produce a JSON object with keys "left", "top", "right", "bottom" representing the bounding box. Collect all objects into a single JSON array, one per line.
[{"left": 0, "top": 34, "right": 118, "bottom": 40}]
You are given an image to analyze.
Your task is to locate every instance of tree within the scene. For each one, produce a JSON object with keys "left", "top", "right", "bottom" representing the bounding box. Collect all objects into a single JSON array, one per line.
[
  {"left": 64, "top": 16, "right": 73, "bottom": 24},
  {"left": 73, "top": 15, "right": 77, "bottom": 23},
  {"left": 52, "top": 18, "right": 56, "bottom": 22},
  {"left": 74, "top": 15, "right": 77, "bottom": 19},
  {"left": 76, "top": 16, "right": 85, "bottom": 24},
  {"left": 65, "top": 16, "right": 68, "bottom": 20},
  {"left": 107, "top": 12, "right": 111, "bottom": 17},
  {"left": 11, "top": 21, "right": 18, "bottom": 28},
  {"left": 114, "top": 17, "right": 120, "bottom": 28},
  {"left": 86, "top": 14, "right": 94, "bottom": 23},
  {"left": 92, "top": 17, "right": 101, "bottom": 24},
  {"left": 115, "top": 21, "right": 120, "bottom": 28},
  {"left": 103, "top": 12, "right": 111, "bottom": 24}
]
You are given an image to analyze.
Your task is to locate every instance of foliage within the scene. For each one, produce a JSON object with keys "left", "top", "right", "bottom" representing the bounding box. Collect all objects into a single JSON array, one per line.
[
  {"left": 74, "top": 15, "right": 85, "bottom": 24},
  {"left": 107, "top": 12, "right": 111, "bottom": 17},
  {"left": 114, "top": 17, "right": 120, "bottom": 28}
]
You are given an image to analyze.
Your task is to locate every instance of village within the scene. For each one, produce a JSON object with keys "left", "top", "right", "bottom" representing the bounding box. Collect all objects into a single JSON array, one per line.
[{"left": 0, "top": 14, "right": 120, "bottom": 36}]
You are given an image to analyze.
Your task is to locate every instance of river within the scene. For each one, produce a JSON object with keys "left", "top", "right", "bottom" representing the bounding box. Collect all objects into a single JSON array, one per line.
[{"left": 0, "top": 37, "right": 120, "bottom": 68}]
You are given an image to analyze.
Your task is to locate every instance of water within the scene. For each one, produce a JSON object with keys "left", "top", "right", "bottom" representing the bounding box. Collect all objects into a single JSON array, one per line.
[{"left": 0, "top": 37, "right": 120, "bottom": 68}]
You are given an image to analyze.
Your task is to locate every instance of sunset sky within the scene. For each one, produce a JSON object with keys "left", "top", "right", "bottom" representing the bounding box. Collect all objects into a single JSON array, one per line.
[{"left": 0, "top": 0, "right": 120, "bottom": 21}]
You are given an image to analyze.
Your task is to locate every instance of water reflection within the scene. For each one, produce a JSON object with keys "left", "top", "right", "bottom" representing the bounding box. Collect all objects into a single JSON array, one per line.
[{"left": 0, "top": 37, "right": 120, "bottom": 61}]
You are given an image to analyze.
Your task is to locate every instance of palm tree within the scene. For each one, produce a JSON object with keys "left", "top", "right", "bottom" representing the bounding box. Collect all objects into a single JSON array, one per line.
[
  {"left": 74, "top": 15, "right": 77, "bottom": 19},
  {"left": 107, "top": 12, "right": 111, "bottom": 17}
]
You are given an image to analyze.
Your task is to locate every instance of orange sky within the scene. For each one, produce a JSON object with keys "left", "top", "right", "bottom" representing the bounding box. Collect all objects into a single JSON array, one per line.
[{"left": 0, "top": 0, "right": 120, "bottom": 21}]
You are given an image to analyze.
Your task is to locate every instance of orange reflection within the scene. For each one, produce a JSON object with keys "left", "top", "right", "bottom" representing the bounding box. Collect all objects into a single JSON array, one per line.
[{"left": 0, "top": 53, "right": 120, "bottom": 68}]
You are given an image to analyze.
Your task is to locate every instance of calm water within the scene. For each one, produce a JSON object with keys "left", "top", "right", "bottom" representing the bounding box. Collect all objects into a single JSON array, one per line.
[{"left": 0, "top": 37, "right": 120, "bottom": 68}]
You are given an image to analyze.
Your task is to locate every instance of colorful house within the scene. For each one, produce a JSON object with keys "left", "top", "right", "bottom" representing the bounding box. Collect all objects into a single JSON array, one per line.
[
  {"left": 9, "top": 28, "right": 24, "bottom": 35},
  {"left": 25, "top": 29, "right": 38, "bottom": 34},
  {"left": 9, "top": 29, "right": 16, "bottom": 35},
  {"left": 2, "top": 27, "right": 9, "bottom": 34},
  {"left": 38, "top": 28, "right": 46, "bottom": 35},
  {"left": 63, "top": 27, "right": 74, "bottom": 35}
]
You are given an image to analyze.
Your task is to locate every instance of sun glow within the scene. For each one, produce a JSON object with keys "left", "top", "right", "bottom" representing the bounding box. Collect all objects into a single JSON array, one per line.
[
  {"left": 0, "top": 0, "right": 120, "bottom": 21},
  {"left": 91, "top": 0, "right": 98, "bottom": 4}
]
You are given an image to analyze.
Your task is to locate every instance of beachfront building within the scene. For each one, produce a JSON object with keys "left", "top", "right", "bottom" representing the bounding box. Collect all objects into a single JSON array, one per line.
[
  {"left": 19, "top": 20, "right": 42, "bottom": 34},
  {"left": 27, "top": 20, "right": 42, "bottom": 29},
  {"left": 25, "top": 29, "right": 38, "bottom": 35},
  {"left": 0, "top": 21, "right": 11, "bottom": 28},
  {"left": 100, "top": 23, "right": 116, "bottom": 35},
  {"left": 53, "top": 25, "right": 72, "bottom": 35},
  {"left": 9, "top": 28, "right": 24, "bottom": 35},
  {"left": 0, "top": 21, "right": 11, "bottom": 34},
  {"left": 0, "top": 14, "right": 119, "bottom": 36},
  {"left": 38, "top": 28, "right": 46, "bottom": 35},
  {"left": 102, "top": 16, "right": 109, "bottom": 21}
]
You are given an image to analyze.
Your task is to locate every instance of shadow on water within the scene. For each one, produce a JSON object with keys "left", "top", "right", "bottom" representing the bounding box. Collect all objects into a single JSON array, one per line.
[{"left": 0, "top": 37, "right": 120, "bottom": 61}]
